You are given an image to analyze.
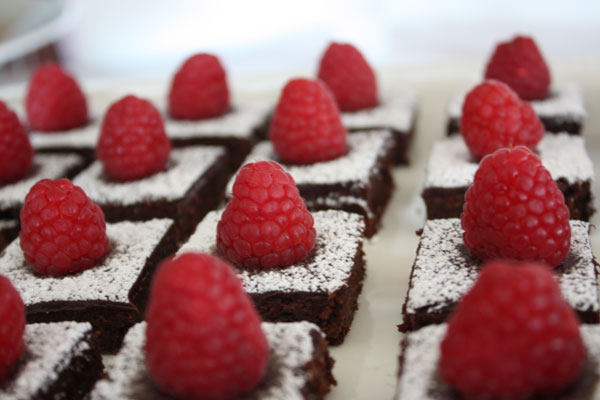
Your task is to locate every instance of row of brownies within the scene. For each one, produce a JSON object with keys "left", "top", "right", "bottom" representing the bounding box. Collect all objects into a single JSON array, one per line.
[
  {"left": 396, "top": 36, "right": 599, "bottom": 399},
  {"left": 0, "top": 42, "right": 416, "bottom": 399}
]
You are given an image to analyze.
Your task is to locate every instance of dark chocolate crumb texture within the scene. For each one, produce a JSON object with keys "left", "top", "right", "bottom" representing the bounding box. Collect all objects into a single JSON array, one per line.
[
  {"left": 400, "top": 218, "right": 599, "bottom": 332},
  {"left": 422, "top": 133, "right": 594, "bottom": 221},
  {"left": 178, "top": 209, "right": 367, "bottom": 345},
  {"left": 0, "top": 218, "right": 178, "bottom": 352},
  {"left": 90, "top": 321, "right": 335, "bottom": 400}
]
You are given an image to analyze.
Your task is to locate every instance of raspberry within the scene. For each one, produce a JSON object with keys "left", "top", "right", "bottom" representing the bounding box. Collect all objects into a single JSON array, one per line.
[
  {"left": 217, "top": 161, "right": 316, "bottom": 268},
  {"left": 461, "top": 80, "right": 544, "bottom": 160},
  {"left": 25, "top": 63, "right": 88, "bottom": 132},
  {"left": 269, "top": 78, "right": 347, "bottom": 164},
  {"left": 0, "top": 101, "right": 34, "bottom": 184},
  {"left": 461, "top": 146, "right": 570, "bottom": 268},
  {"left": 19, "top": 179, "right": 110, "bottom": 276},
  {"left": 97, "top": 95, "right": 171, "bottom": 181},
  {"left": 0, "top": 275, "right": 25, "bottom": 380},
  {"left": 317, "top": 42, "right": 379, "bottom": 111},
  {"left": 440, "top": 260, "right": 585, "bottom": 398},
  {"left": 485, "top": 35, "right": 551, "bottom": 100},
  {"left": 145, "top": 252, "right": 268, "bottom": 400},
  {"left": 168, "top": 53, "right": 230, "bottom": 120}
]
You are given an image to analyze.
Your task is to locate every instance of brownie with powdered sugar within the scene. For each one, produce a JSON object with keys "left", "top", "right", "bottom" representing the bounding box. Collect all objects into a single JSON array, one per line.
[
  {"left": 90, "top": 321, "right": 335, "bottom": 400},
  {"left": 178, "top": 209, "right": 366, "bottom": 345},
  {"left": 73, "top": 145, "right": 229, "bottom": 242},
  {"left": 395, "top": 324, "right": 600, "bottom": 399},
  {"left": 400, "top": 219, "right": 599, "bottom": 332},
  {"left": 226, "top": 130, "right": 395, "bottom": 237},
  {"left": 0, "top": 218, "right": 177, "bottom": 352},
  {"left": 422, "top": 134, "right": 594, "bottom": 220},
  {"left": 446, "top": 84, "right": 587, "bottom": 135},
  {"left": 0, "top": 321, "right": 102, "bottom": 400}
]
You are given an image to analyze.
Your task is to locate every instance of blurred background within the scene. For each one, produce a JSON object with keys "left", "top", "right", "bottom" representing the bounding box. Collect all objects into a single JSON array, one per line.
[{"left": 0, "top": 0, "right": 599, "bottom": 88}]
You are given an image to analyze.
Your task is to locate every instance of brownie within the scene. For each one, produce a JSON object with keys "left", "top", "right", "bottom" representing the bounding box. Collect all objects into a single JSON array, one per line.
[
  {"left": 446, "top": 84, "right": 587, "bottom": 136},
  {"left": 0, "top": 321, "right": 103, "bottom": 400},
  {"left": 0, "top": 218, "right": 178, "bottom": 352},
  {"left": 90, "top": 321, "right": 335, "bottom": 400},
  {"left": 395, "top": 324, "right": 600, "bottom": 399},
  {"left": 0, "top": 152, "right": 87, "bottom": 219},
  {"left": 422, "top": 134, "right": 594, "bottom": 221},
  {"left": 73, "top": 145, "right": 229, "bottom": 243},
  {"left": 162, "top": 98, "right": 270, "bottom": 171},
  {"left": 254, "top": 90, "right": 418, "bottom": 165},
  {"left": 178, "top": 209, "right": 366, "bottom": 345},
  {"left": 0, "top": 219, "right": 18, "bottom": 252},
  {"left": 226, "top": 130, "right": 395, "bottom": 237},
  {"left": 400, "top": 218, "right": 599, "bottom": 332}
]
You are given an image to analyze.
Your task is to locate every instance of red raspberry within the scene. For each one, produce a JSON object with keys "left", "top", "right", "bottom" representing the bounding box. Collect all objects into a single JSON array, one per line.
[
  {"left": 25, "top": 63, "right": 88, "bottom": 132},
  {"left": 168, "top": 53, "right": 230, "bottom": 120},
  {"left": 461, "top": 146, "right": 570, "bottom": 268},
  {"left": 317, "top": 42, "right": 379, "bottom": 111},
  {"left": 440, "top": 260, "right": 585, "bottom": 398},
  {"left": 97, "top": 95, "right": 171, "bottom": 181},
  {"left": 0, "top": 101, "right": 34, "bottom": 184},
  {"left": 461, "top": 80, "right": 544, "bottom": 160},
  {"left": 145, "top": 252, "right": 268, "bottom": 400},
  {"left": 269, "top": 78, "right": 347, "bottom": 164},
  {"left": 217, "top": 161, "right": 316, "bottom": 268},
  {"left": 485, "top": 35, "right": 551, "bottom": 100},
  {"left": 0, "top": 275, "right": 25, "bottom": 380},
  {"left": 19, "top": 179, "right": 110, "bottom": 276}
]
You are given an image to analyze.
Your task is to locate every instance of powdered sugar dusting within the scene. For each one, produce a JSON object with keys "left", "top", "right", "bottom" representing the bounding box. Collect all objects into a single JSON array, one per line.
[
  {"left": 0, "top": 153, "right": 84, "bottom": 209},
  {"left": 0, "top": 321, "right": 93, "bottom": 400},
  {"left": 0, "top": 219, "right": 173, "bottom": 304},
  {"left": 424, "top": 134, "right": 593, "bottom": 188},
  {"left": 178, "top": 209, "right": 364, "bottom": 293},
  {"left": 226, "top": 130, "right": 393, "bottom": 193},
  {"left": 447, "top": 84, "right": 587, "bottom": 121},
  {"left": 73, "top": 145, "right": 224, "bottom": 205},
  {"left": 90, "top": 321, "right": 323, "bottom": 400},
  {"left": 0, "top": 219, "right": 17, "bottom": 231},
  {"left": 406, "top": 218, "right": 598, "bottom": 315},
  {"left": 341, "top": 89, "right": 418, "bottom": 132}
]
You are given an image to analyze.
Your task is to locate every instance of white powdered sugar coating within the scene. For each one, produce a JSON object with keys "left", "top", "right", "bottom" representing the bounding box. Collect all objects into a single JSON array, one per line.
[
  {"left": 0, "top": 219, "right": 17, "bottom": 231},
  {"left": 305, "top": 195, "right": 374, "bottom": 219},
  {"left": 341, "top": 89, "right": 418, "bottom": 132},
  {"left": 91, "top": 321, "right": 323, "bottom": 400},
  {"left": 0, "top": 153, "right": 84, "bottom": 209},
  {"left": 0, "top": 219, "right": 173, "bottom": 304},
  {"left": 0, "top": 321, "right": 92, "bottom": 400},
  {"left": 447, "top": 84, "right": 587, "bottom": 121},
  {"left": 395, "top": 324, "right": 600, "bottom": 400},
  {"left": 226, "top": 130, "right": 393, "bottom": 195},
  {"left": 73, "top": 145, "right": 224, "bottom": 205},
  {"left": 178, "top": 209, "right": 364, "bottom": 294},
  {"left": 162, "top": 98, "right": 271, "bottom": 139},
  {"left": 406, "top": 218, "right": 598, "bottom": 315},
  {"left": 424, "top": 133, "right": 594, "bottom": 188},
  {"left": 30, "top": 123, "right": 101, "bottom": 151}
]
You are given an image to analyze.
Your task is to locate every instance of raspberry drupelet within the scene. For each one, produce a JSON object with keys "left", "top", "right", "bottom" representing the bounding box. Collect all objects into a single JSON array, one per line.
[
  {"left": 0, "top": 101, "right": 34, "bottom": 185},
  {"left": 217, "top": 161, "right": 316, "bottom": 269}
]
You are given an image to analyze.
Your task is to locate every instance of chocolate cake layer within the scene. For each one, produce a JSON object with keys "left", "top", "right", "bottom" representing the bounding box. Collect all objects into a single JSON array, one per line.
[
  {"left": 178, "top": 209, "right": 366, "bottom": 345},
  {"left": 0, "top": 219, "right": 177, "bottom": 352},
  {"left": 422, "top": 134, "right": 594, "bottom": 221},
  {"left": 90, "top": 321, "right": 336, "bottom": 400},
  {"left": 400, "top": 219, "right": 599, "bottom": 332}
]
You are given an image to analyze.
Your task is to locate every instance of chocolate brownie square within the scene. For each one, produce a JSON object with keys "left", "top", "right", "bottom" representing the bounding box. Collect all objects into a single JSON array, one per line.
[
  {"left": 0, "top": 321, "right": 102, "bottom": 400},
  {"left": 0, "top": 153, "right": 86, "bottom": 219},
  {"left": 0, "top": 218, "right": 178, "bottom": 352},
  {"left": 178, "top": 209, "right": 366, "bottom": 345},
  {"left": 90, "top": 321, "right": 335, "bottom": 400},
  {"left": 446, "top": 84, "right": 587, "bottom": 136},
  {"left": 73, "top": 145, "right": 229, "bottom": 242},
  {"left": 227, "top": 130, "right": 395, "bottom": 237},
  {"left": 0, "top": 219, "right": 18, "bottom": 252},
  {"left": 400, "top": 219, "right": 599, "bottom": 332},
  {"left": 422, "top": 134, "right": 594, "bottom": 221},
  {"left": 395, "top": 324, "right": 600, "bottom": 399}
]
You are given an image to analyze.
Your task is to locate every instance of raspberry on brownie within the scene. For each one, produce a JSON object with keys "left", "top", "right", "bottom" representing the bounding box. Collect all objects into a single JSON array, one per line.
[
  {"left": 0, "top": 101, "right": 33, "bottom": 185},
  {"left": 0, "top": 275, "right": 25, "bottom": 380}
]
